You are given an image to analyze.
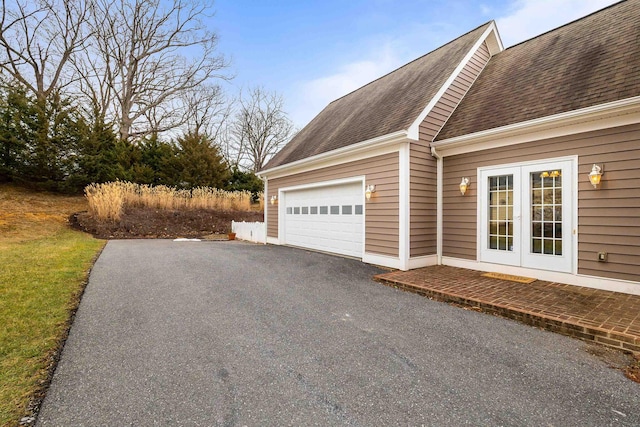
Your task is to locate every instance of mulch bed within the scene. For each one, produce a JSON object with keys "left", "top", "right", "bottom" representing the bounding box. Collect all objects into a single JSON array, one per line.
[{"left": 71, "top": 207, "right": 264, "bottom": 239}]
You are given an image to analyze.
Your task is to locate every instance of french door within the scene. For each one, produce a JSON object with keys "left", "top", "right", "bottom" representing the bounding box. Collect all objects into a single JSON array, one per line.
[{"left": 479, "top": 159, "right": 574, "bottom": 273}]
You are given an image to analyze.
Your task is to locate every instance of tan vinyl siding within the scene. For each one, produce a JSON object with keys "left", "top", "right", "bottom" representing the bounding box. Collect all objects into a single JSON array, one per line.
[
  {"left": 418, "top": 42, "right": 491, "bottom": 142},
  {"left": 409, "top": 144, "right": 437, "bottom": 256},
  {"left": 409, "top": 42, "right": 491, "bottom": 258},
  {"left": 267, "top": 152, "right": 400, "bottom": 257},
  {"left": 442, "top": 123, "right": 640, "bottom": 282}
]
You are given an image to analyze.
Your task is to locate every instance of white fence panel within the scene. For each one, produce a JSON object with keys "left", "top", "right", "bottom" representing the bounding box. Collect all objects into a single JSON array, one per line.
[{"left": 232, "top": 221, "right": 266, "bottom": 244}]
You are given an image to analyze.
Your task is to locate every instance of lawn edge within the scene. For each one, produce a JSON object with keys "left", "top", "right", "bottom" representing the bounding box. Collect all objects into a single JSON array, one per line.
[{"left": 21, "top": 241, "right": 107, "bottom": 427}]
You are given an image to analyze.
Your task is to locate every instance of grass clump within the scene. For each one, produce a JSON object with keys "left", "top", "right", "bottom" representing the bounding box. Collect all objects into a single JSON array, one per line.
[
  {"left": 85, "top": 182, "right": 262, "bottom": 221},
  {"left": 0, "top": 184, "right": 105, "bottom": 426}
]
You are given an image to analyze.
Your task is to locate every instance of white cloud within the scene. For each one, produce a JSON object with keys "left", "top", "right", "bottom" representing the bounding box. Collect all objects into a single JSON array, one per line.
[{"left": 497, "top": 0, "right": 619, "bottom": 47}]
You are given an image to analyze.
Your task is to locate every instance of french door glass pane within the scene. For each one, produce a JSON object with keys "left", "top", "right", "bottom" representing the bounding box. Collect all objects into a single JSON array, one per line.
[
  {"left": 531, "top": 171, "right": 562, "bottom": 255},
  {"left": 488, "top": 174, "right": 514, "bottom": 251}
]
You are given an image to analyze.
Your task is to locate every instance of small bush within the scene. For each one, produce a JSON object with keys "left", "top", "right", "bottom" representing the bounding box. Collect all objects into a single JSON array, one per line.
[{"left": 85, "top": 182, "right": 261, "bottom": 221}]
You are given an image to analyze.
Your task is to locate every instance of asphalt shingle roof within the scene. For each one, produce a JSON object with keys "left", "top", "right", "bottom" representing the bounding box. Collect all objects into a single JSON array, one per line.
[
  {"left": 263, "top": 22, "right": 492, "bottom": 170},
  {"left": 436, "top": 0, "right": 640, "bottom": 140}
]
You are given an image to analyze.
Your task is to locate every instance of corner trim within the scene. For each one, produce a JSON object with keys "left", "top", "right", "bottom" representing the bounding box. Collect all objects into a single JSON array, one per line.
[
  {"left": 266, "top": 236, "right": 280, "bottom": 245},
  {"left": 407, "top": 255, "right": 438, "bottom": 269},
  {"left": 363, "top": 253, "right": 403, "bottom": 270},
  {"left": 399, "top": 144, "right": 410, "bottom": 270},
  {"left": 264, "top": 177, "right": 270, "bottom": 242}
]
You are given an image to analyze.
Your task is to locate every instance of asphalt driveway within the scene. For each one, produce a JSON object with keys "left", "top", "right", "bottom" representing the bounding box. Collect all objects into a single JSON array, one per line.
[{"left": 37, "top": 240, "right": 639, "bottom": 426}]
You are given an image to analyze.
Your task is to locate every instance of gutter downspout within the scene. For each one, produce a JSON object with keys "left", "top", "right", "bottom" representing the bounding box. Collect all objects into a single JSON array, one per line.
[{"left": 430, "top": 146, "right": 443, "bottom": 265}]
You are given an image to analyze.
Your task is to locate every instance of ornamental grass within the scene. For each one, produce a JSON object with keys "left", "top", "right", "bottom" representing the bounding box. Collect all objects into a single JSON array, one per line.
[{"left": 85, "top": 182, "right": 261, "bottom": 221}]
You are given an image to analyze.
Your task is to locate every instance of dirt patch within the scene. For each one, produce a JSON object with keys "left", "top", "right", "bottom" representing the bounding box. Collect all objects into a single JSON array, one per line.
[
  {"left": 625, "top": 353, "right": 640, "bottom": 383},
  {"left": 72, "top": 207, "right": 264, "bottom": 239},
  {"left": 584, "top": 343, "right": 640, "bottom": 384},
  {"left": 1, "top": 184, "right": 89, "bottom": 244}
]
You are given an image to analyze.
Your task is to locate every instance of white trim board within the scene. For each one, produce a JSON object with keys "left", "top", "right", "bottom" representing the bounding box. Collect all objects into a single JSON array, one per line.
[
  {"left": 266, "top": 236, "right": 280, "bottom": 245},
  {"left": 277, "top": 176, "right": 365, "bottom": 193},
  {"left": 442, "top": 257, "right": 640, "bottom": 296},
  {"left": 399, "top": 144, "right": 410, "bottom": 270},
  {"left": 363, "top": 252, "right": 403, "bottom": 270},
  {"left": 258, "top": 131, "right": 408, "bottom": 179},
  {"left": 432, "top": 96, "right": 640, "bottom": 156},
  {"left": 407, "top": 255, "right": 438, "bottom": 269},
  {"left": 264, "top": 177, "right": 269, "bottom": 240}
]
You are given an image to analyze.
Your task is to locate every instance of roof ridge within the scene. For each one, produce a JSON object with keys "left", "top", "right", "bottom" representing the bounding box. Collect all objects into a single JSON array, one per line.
[
  {"left": 502, "top": 0, "right": 628, "bottom": 51},
  {"left": 327, "top": 21, "right": 494, "bottom": 105}
]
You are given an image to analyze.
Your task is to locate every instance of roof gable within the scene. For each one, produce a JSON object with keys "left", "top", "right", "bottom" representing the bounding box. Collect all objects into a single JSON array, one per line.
[
  {"left": 436, "top": 0, "right": 640, "bottom": 141},
  {"left": 263, "top": 22, "right": 493, "bottom": 170}
]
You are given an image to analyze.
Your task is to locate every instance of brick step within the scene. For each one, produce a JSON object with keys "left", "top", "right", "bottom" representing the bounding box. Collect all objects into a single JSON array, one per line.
[{"left": 374, "top": 273, "right": 640, "bottom": 354}]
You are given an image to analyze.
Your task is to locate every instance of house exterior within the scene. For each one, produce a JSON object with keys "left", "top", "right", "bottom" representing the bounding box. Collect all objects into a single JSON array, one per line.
[{"left": 258, "top": 0, "right": 640, "bottom": 295}]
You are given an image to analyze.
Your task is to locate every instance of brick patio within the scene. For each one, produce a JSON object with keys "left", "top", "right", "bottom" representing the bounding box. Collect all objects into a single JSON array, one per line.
[{"left": 374, "top": 266, "right": 640, "bottom": 354}]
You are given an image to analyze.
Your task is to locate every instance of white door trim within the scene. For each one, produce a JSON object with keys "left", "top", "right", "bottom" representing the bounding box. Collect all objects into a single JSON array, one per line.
[
  {"left": 520, "top": 159, "right": 574, "bottom": 273},
  {"left": 478, "top": 166, "right": 521, "bottom": 266},
  {"left": 477, "top": 156, "right": 577, "bottom": 274}
]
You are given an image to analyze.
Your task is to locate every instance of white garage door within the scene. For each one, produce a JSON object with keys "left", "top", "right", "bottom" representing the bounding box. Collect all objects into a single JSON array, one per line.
[{"left": 283, "top": 182, "right": 364, "bottom": 258}]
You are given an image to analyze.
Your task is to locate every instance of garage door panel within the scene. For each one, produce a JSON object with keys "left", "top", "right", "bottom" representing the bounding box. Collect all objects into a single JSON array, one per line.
[{"left": 284, "top": 182, "right": 364, "bottom": 258}]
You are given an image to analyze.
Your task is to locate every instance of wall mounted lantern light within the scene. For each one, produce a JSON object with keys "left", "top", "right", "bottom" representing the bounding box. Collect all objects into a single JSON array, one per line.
[
  {"left": 459, "top": 177, "right": 470, "bottom": 195},
  {"left": 588, "top": 164, "right": 603, "bottom": 188},
  {"left": 365, "top": 184, "right": 376, "bottom": 201},
  {"left": 270, "top": 195, "right": 277, "bottom": 205}
]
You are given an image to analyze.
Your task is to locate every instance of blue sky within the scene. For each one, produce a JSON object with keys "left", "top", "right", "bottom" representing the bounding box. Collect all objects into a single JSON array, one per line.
[{"left": 211, "top": 0, "right": 619, "bottom": 129}]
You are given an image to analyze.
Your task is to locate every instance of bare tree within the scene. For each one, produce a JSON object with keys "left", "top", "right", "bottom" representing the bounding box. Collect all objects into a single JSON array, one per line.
[
  {"left": 182, "top": 83, "right": 232, "bottom": 141},
  {"left": 0, "top": 0, "right": 90, "bottom": 101},
  {"left": 85, "top": 0, "right": 230, "bottom": 141},
  {"left": 219, "top": 119, "right": 242, "bottom": 170},
  {"left": 72, "top": 23, "right": 115, "bottom": 122},
  {"left": 231, "top": 86, "right": 294, "bottom": 172}
]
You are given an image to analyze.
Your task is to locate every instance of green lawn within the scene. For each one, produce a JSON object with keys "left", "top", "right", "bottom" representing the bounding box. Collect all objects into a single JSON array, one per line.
[
  {"left": 0, "top": 230, "right": 104, "bottom": 426},
  {"left": 0, "top": 185, "right": 105, "bottom": 426}
]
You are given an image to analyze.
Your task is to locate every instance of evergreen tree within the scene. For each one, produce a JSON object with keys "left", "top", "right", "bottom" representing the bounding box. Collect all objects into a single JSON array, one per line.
[
  {"left": 134, "top": 135, "right": 180, "bottom": 186},
  {"left": 174, "top": 132, "right": 230, "bottom": 189},
  {"left": 67, "top": 112, "right": 125, "bottom": 191},
  {"left": 226, "top": 168, "right": 264, "bottom": 201},
  {"left": 0, "top": 85, "right": 87, "bottom": 192},
  {"left": 0, "top": 85, "right": 37, "bottom": 182}
]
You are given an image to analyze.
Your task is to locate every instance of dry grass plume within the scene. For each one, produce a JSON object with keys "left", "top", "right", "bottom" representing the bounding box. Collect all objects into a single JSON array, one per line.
[{"left": 85, "top": 182, "right": 262, "bottom": 221}]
